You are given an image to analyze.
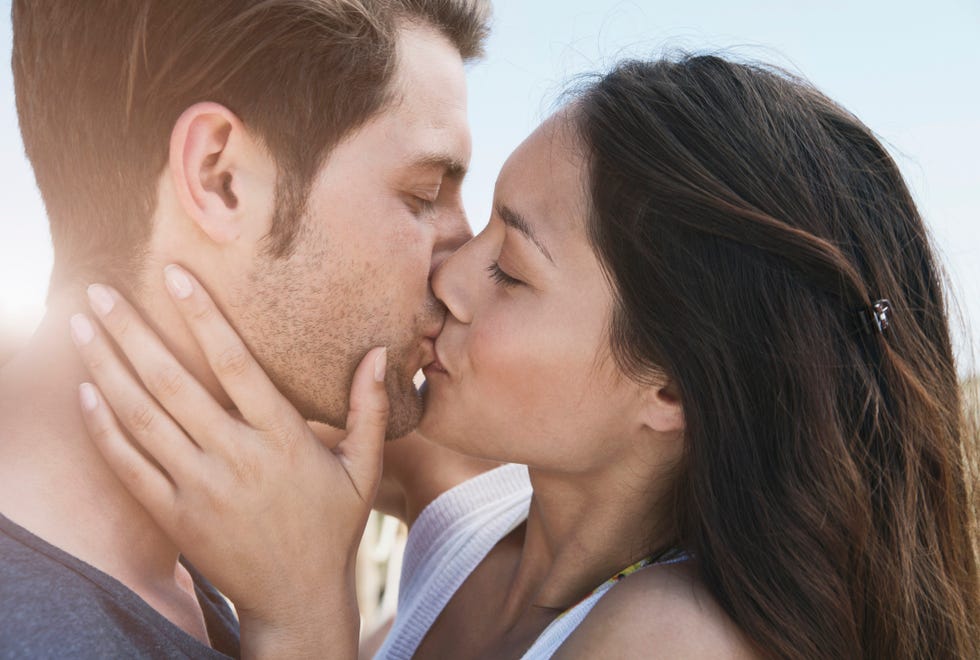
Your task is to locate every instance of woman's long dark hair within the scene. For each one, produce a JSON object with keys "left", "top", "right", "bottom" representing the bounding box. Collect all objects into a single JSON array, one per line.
[{"left": 574, "top": 56, "right": 979, "bottom": 659}]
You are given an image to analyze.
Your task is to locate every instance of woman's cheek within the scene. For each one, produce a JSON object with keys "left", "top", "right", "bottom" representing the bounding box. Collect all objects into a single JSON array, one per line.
[{"left": 469, "top": 314, "right": 570, "bottom": 412}]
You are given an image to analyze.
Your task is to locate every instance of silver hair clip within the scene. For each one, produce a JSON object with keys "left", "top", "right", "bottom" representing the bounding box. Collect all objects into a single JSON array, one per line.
[{"left": 859, "top": 298, "right": 892, "bottom": 335}]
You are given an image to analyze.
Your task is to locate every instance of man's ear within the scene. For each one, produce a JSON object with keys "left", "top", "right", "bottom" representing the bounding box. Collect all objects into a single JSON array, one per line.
[
  {"left": 639, "top": 378, "right": 685, "bottom": 434},
  {"left": 168, "top": 102, "right": 272, "bottom": 245}
]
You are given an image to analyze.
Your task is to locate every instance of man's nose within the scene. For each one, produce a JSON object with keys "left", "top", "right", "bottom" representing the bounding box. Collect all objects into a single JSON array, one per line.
[{"left": 430, "top": 207, "right": 473, "bottom": 276}]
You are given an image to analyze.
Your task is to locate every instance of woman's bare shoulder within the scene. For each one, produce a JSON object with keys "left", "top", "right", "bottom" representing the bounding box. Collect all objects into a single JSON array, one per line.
[{"left": 554, "top": 561, "right": 761, "bottom": 659}]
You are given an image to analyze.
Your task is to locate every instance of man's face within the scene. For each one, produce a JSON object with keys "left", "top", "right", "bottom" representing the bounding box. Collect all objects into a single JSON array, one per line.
[{"left": 229, "top": 23, "right": 472, "bottom": 436}]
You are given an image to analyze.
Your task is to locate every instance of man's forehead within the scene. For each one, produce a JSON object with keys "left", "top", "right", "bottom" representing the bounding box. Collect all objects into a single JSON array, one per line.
[
  {"left": 384, "top": 23, "right": 471, "bottom": 164},
  {"left": 379, "top": 100, "right": 471, "bottom": 175}
]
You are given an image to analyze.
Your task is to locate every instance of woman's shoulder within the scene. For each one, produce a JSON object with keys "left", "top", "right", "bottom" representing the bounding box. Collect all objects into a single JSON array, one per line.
[{"left": 554, "top": 560, "right": 760, "bottom": 659}]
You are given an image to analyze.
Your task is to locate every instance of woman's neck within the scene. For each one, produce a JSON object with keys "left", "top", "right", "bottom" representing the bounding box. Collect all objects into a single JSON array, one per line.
[{"left": 500, "top": 460, "right": 675, "bottom": 625}]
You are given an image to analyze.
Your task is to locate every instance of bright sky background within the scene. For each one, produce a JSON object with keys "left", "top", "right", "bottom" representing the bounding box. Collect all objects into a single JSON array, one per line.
[{"left": 1, "top": 0, "right": 978, "bottom": 373}]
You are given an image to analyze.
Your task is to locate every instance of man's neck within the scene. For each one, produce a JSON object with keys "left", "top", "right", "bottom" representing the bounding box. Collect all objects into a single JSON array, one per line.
[{"left": 0, "top": 298, "right": 201, "bottom": 619}]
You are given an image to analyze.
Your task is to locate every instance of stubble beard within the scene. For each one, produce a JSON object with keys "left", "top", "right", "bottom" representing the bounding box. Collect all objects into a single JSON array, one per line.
[
  {"left": 378, "top": 351, "right": 424, "bottom": 440},
  {"left": 272, "top": 340, "right": 423, "bottom": 439},
  {"left": 230, "top": 252, "right": 427, "bottom": 440}
]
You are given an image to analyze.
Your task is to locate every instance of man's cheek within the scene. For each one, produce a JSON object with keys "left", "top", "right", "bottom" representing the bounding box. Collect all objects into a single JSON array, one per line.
[{"left": 391, "top": 225, "right": 434, "bottom": 269}]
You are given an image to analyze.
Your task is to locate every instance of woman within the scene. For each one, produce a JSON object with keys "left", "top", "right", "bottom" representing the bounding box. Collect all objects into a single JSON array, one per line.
[{"left": 72, "top": 55, "right": 979, "bottom": 658}]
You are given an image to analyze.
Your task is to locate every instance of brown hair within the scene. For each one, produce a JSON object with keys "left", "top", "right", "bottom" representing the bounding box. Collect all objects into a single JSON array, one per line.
[
  {"left": 11, "top": 0, "right": 490, "bottom": 295},
  {"left": 574, "top": 56, "right": 979, "bottom": 659}
]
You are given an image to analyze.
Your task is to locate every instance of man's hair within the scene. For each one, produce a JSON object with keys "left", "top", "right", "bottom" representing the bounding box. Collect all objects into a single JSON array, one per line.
[{"left": 11, "top": 0, "right": 490, "bottom": 295}]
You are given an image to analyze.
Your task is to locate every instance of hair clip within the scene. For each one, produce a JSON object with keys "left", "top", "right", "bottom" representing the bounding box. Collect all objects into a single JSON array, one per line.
[{"left": 859, "top": 298, "right": 892, "bottom": 335}]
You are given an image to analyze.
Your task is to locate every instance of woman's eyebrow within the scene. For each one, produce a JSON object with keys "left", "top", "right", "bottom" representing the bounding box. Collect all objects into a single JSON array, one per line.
[{"left": 496, "top": 203, "right": 554, "bottom": 264}]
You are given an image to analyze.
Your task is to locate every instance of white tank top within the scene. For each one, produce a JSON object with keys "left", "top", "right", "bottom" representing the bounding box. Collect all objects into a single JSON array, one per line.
[{"left": 373, "top": 464, "right": 687, "bottom": 659}]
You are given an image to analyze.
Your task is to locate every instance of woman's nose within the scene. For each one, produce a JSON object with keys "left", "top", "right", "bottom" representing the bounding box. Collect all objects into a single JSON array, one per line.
[
  {"left": 431, "top": 233, "right": 482, "bottom": 326},
  {"left": 430, "top": 205, "right": 473, "bottom": 277}
]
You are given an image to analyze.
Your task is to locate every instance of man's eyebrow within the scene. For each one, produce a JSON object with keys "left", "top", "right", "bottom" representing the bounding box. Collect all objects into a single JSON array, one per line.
[
  {"left": 406, "top": 152, "right": 468, "bottom": 179},
  {"left": 496, "top": 203, "right": 554, "bottom": 264}
]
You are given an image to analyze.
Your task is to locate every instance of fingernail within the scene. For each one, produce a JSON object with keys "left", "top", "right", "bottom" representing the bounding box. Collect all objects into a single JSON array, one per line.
[
  {"left": 87, "top": 284, "right": 115, "bottom": 317},
  {"left": 79, "top": 383, "right": 99, "bottom": 412},
  {"left": 164, "top": 264, "right": 193, "bottom": 300},
  {"left": 374, "top": 348, "right": 387, "bottom": 383},
  {"left": 69, "top": 314, "right": 95, "bottom": 346}
]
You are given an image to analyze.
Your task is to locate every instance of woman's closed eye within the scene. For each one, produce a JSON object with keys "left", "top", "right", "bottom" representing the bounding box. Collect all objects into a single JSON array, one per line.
[{"left": 487, "top": 260, "right": 523, "bottom": 288}]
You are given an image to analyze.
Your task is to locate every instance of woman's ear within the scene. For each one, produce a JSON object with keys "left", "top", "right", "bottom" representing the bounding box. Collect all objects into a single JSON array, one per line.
[
  {"left": 639, "top": 378, "right": 685, "bottom": 434},
  {"left": 168, "top": 102, "right": 272, "bottom": 245}
]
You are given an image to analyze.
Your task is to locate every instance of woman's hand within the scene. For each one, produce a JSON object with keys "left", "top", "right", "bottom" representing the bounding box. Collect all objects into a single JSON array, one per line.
[{"left": 69, "top": 264, "right": 387, "bottom": 658}]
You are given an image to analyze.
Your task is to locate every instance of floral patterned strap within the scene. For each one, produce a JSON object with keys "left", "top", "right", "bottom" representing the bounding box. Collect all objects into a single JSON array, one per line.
[{"left": 555, "top": 548, "right": 688, "bottom": 621}]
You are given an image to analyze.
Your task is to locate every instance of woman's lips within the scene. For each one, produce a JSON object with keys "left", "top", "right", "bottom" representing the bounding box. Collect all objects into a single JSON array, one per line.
[
  {"left": 423, "top": 357, "right": 448, "bottom": 376},
  {"left": 418, "top": 335, "right": 448, "bottom": 380},
  {"left": 422, "top": 339, "right": 449, "bottom": 377}
]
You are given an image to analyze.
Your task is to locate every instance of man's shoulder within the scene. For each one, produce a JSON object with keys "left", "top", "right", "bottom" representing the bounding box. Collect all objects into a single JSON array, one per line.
[
  {"left": 0, "top": 516, "right": 238, "bottom": 659},
  {"left": 0, "top": 524, "right": 162, "bottom": 656}
]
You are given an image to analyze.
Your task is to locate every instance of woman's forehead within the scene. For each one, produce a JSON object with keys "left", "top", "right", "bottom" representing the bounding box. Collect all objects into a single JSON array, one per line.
[{"left": 494, "top": 112, "right": 589, "bottom": 241}]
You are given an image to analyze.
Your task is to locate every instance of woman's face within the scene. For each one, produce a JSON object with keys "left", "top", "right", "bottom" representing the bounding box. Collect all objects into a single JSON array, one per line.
[{"left": 419, "top": 113, "right": 653, "bottom": 473}]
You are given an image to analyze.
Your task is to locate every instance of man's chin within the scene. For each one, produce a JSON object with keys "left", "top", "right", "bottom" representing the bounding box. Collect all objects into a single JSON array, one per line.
[
  {"left": 295, "top": 388, "right": 421, "bottom": 441},
  {"left": 383, "top": 378, "right": 423, "bottom": 441},
  {"left": 276, "top": 358, "right": 422, "bottom": 439}
]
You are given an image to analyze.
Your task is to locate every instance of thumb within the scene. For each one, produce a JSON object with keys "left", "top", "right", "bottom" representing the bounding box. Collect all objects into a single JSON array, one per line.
[{"left": 336, "top": 346, "right": 388, "bottom": 502}]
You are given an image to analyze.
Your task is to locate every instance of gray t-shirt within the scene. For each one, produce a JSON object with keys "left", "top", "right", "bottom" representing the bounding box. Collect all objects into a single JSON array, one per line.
[{"left": 0, "top": 513, "right": 240, "bottom": 659}]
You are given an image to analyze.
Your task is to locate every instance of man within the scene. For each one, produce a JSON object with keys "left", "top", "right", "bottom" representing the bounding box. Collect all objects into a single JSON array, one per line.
[{"left": 0, "top": 0, "right": 489, "bottom": 656}]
